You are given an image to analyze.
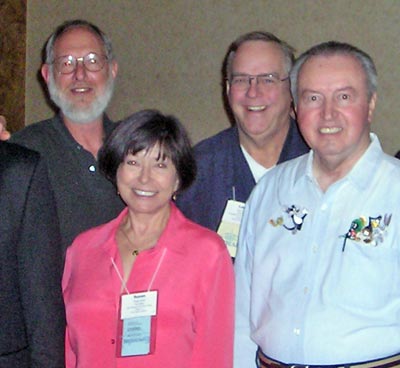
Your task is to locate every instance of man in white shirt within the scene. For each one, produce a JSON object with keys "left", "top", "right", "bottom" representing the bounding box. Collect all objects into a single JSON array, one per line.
[{"left": 234, "top": 41, "right": 400, "bottom": 367}]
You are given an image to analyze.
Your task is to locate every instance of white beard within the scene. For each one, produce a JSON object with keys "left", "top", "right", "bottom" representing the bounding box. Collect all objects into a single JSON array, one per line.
[{"left": 47, "top": 68, "right": 115, "bottom": 124}]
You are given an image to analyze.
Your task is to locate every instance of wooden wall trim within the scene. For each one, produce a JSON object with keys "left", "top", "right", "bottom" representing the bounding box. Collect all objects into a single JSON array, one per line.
[{"left": 0, "top": 0, "right": 26, "bottom": 133}]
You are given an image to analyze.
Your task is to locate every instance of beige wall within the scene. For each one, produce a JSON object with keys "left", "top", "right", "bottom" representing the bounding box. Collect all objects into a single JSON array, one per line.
[{"left": 27, "top": 0, "right": 400, "bottom": 155}]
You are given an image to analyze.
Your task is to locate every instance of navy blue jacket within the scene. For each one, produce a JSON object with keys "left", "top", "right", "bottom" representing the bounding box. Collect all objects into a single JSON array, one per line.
[{"left": 176, "top": 119, "right": 309, "bottom": 231}]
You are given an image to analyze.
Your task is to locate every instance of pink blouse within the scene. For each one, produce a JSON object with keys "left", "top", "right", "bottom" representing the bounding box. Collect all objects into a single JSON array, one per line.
[{"left": 62, "top": 203, "right": 234, "bottom": 367}]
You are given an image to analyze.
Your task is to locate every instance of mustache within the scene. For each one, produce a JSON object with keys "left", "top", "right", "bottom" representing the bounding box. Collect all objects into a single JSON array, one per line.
[{"left": 47, "top": 72, "right": 114, "bottom": 124}]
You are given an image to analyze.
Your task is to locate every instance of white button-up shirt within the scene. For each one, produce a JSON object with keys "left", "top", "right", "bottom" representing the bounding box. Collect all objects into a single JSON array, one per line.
[{"left": 234, "top": 134, "right": 400, "bottom": 367}]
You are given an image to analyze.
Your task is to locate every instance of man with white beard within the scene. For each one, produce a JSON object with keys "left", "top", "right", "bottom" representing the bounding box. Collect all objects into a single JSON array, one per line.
[{"left": 11, "top": 19, "right": 124, "bottom": 253}]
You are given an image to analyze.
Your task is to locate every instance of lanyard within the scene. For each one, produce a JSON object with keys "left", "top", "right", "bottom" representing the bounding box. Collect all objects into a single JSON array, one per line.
[{"left": 111, "top": 248, "right": 167, "bottom": 294}]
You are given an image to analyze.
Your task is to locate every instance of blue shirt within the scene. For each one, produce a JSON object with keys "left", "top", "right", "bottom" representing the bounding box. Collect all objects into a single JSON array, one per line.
[{"left": 234, "top": 134, "right": 400, "bottom": 366}]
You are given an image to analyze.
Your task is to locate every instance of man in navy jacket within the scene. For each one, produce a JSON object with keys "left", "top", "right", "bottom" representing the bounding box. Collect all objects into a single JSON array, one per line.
[{"left": 177, "top": 31, "right": 308, "bottom": 253}]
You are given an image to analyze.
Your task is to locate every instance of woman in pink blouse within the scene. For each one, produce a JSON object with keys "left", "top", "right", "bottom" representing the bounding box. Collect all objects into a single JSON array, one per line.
[{"left": 62, "top": 110, "right": 234, "bottom": 368}]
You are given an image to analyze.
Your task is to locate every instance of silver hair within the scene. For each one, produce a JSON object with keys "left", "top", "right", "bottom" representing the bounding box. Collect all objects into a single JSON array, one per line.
[
  {"left": 224, "top": 31, "right": 295, "bottom": 81},
  {"left": 45, "top": 19, "right": 114, "bottom": 64},
  {"left": 290, "top": 41, "right": 377, "bottom": 105}
]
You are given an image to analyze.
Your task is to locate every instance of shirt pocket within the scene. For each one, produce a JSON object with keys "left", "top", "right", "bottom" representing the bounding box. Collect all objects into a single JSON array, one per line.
[{"left": 330, "top": 243, "right": 399, "bottom": 311}]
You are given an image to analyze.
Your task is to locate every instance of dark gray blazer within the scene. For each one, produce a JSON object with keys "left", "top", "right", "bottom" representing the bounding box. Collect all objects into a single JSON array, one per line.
[{"left": 0, "top": 142, "right": 65, "bottom": 367}]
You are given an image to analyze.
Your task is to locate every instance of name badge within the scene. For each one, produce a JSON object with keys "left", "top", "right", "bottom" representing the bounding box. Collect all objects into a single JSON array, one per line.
[
  {"left": 217, "top": 199, "right": 245, "bottom": 258},
  {"left": 119, "top": 291, "right": 158, "bottom": 357},
  {"left": 121, "top": 291, "right": 157, "bottom": 319}
]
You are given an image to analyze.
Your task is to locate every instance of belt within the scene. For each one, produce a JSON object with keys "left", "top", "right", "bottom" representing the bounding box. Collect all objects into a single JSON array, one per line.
[{"left": 257, "top": 350, "right": 400, "bottom": 368}]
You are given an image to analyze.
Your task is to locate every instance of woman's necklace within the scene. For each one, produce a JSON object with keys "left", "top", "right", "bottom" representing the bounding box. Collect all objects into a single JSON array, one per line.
[
  {"left": 119, "top": 225, "right": 157, "bottom": 256},
  {"left": 120, "top": 226, "right": 142, "bottom": 256}
]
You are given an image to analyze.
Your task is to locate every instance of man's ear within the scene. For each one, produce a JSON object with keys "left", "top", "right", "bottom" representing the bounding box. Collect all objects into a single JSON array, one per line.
[
  {"left": 367, "top": 93, "right": 377, "bottom": 123},
  {"left": 41, "top": 64, "right": 51, "bottom": 84},
  {"left": 110, "top": 60, "right": 118, "bottom": 79}
]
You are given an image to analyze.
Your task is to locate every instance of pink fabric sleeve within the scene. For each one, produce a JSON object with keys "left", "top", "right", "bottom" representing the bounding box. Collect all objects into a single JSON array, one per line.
[
  {"left": 189, "top": 241, "right": 235, "bottom": 368},
  {"left": 65, "top": 326, "right": 76, "bottom": 368}
]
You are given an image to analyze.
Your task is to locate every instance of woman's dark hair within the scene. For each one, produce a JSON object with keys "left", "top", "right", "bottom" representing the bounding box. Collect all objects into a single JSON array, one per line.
[{"left": 98, "top": 109, "right": 196, "bottom": 193}]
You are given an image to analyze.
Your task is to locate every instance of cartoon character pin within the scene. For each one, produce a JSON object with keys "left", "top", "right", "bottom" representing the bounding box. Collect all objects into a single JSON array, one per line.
[
  {"left": 341, "top": 213, "right": 392, "bottom": 251},
  {"left": 269, "top": 205, "right": 308, "bottom": 234}
]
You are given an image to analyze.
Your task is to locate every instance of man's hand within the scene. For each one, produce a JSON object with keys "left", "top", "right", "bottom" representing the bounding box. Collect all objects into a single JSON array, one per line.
[{"left": 0, "top": 116, "right": 11, "bottom": 140}]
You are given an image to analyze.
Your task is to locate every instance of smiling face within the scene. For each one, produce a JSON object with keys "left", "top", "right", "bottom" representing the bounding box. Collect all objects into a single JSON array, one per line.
[
  {"left": 227, "top": 40, "right": 292, "bottom": 144},
  {"left": 42, "top": 27, "right": 118, "bottom": 124},
  {"left": 296, "top": 54, "right": 376, "bottom": 170},
  {"left": 116, "top": 145, "right": 179, "bottom": 217}
]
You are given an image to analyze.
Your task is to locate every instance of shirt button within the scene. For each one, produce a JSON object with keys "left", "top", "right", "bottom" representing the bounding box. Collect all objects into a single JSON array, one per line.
[
  {"left": 111, "top": 339, "right": 116, "bottom": 344},
  {"left": 304, "top": 287, "right": 309, "bottom": 294},
  {"left": 89, "top": 165, "right": 96, "bottom": 172},
  {"left": 293, "top": 328, "right": 301, "bottom": 335},
  {"left": 321, "top": 203, "right": 328, "bottom": 211}
]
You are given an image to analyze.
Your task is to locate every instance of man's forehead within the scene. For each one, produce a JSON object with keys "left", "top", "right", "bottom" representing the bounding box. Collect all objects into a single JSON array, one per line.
[
  {"left": 298, "top": 54, "right": 366, "bottom": 85},
  {"left": 300, "top": 54, "right": 362, "bottom": 74},
  {"left": 233, "top": 41, "right": 286, "bottom": 69},
  {"left": 54, "top": 27, "right": 104, "bottom": 54},
  {"left": 237, "top": 40, "right": 283, "bottom": 56}
]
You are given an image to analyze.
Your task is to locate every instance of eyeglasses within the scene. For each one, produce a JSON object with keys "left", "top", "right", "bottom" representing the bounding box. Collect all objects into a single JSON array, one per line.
[
  {"left": 52, "top": 52, "right": 108, "bottom": 74},
  {"left": 228, "top": 73, "right": 289, "bottom": 91}
]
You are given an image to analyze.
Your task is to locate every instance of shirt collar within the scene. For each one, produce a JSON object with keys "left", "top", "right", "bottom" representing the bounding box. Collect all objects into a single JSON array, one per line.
[
  {"left": 345, "top": 133, "right": 383, "bottom": 190},
  {"left": 299, "top": 133, "right": 383, "bottom": 191},
  {"left": 54, "top": 113, "right": 113, "bottom": 146},
  {"left": 103, "top": 203, "right": 188, "bottom": 257}
]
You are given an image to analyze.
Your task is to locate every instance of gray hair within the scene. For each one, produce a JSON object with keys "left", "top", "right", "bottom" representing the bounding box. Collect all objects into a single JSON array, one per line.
[
  {"left": 290, "top": 41, "right": 377, "bottom": 105},
  {"left": 44, "top": 19, "right": 114, "bottom": 64},
  {"left": 224, "top": 31, "right": 295, "bottom": 81}
]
